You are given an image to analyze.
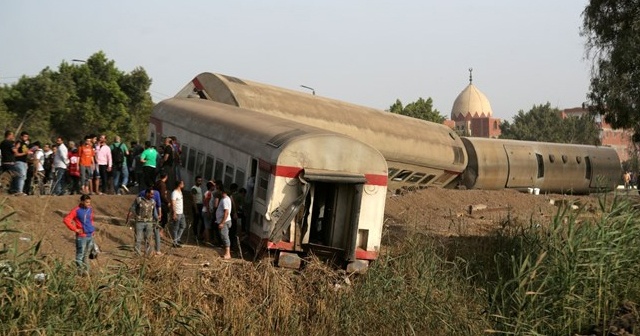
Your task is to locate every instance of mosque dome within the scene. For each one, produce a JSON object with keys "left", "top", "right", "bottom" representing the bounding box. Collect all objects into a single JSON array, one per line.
[{"left": 451, "top": 70, "right": 493, "bottom": 120}]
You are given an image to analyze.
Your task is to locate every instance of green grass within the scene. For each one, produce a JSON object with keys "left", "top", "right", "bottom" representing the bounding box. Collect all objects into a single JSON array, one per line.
[{"left": 2, "top": 194, "right": 640, "bottom": 335}]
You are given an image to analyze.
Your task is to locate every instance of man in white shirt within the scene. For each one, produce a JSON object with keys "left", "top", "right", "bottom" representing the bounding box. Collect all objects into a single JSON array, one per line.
[
  {"left": 216, "top": 184, "right": 232, "bottom": 259},
  {"left": 171, "top": 180, "right": 186, "bottom": 247},
  {"left": 52, "top": 137, "right": 69, "bottom": 195}
]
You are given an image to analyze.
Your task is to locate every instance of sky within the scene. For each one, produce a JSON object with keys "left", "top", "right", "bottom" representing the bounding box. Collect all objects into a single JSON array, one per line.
[{"left": 0, "top": 0, "right": 592, "bottom": 121}]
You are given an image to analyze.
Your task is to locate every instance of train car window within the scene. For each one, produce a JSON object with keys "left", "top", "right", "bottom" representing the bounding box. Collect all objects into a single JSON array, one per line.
[
  {"left": 536, "top": 153, "right": 544, "bottom": 178},
  {"left": 187, "top": 147, "right": 196, "bottom": 173},
  {"left": 388, "top": 168, "right": 399, "bottom": 178},
  {"left": 235, "top": 169, "right": 246, "bottom": 187},
  {"left": 585, "top": 157, "right": 592, "bottom": 179},
  {"left": 214, "top": 159, "right": 224, "bottom": 182},
  {"left": 224, "top": 164, "right": 235, "bottom": 187},
  {"left": 195, "top": 151, "right": 205, "bottom": 176},
  {"left": 407, "top": 172, "right": 426, "bottom": 183},
  {"left": 548, "top": 154, "right": 555, "bottom": 163},
  {"left": 180, "top": 145, "right": 189, "bottom": 169},
  {"left": 257, "top": 172, "right": 269, "bottom": 201},
  {"left": 393, "top": 170, "right": 413, "bottom": 181},
  {"left": 562, "top": 155, "right": 568, "bottom": 164},
  {"left": 421, "top": 174, "right": 436, "bottom": 184},
  {"left": 204, "top": 155, "right": 214, "bottom": 180},
  {"left": 576, "top": 156, "right": 582, "bottom": 164}
]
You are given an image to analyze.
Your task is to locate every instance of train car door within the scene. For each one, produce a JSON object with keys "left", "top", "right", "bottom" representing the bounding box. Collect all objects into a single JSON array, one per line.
[
  {"left": 587, "top": 155, "right": 615, "bottom": 189},
  {"left": 503, "top": 145, "right": 539, "bottom": 188},
  {"left": 299, "top": 170, "right": 365, "bottom": 262}
]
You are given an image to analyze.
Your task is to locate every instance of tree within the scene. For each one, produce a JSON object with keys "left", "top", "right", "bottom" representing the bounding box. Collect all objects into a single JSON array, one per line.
[
  {"left": 500, "top": 102, "right": 601, "bottom": 145},
  {"left": 3, "top": 68, "right": 69, "bottom": 141},
  {"left": 2, "top": 51, "right": 153, "bottom": 143},
  {"left": 582, "top": 0, "right": 640, "bottom": 133},
  {"left": 389, "top": 97, "right": 445, "bottom": 123}
]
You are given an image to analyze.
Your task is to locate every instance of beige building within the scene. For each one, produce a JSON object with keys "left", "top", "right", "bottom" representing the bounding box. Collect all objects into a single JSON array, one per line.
[{"left": 444, "top": 69, "right": 502, "bottom": 138}]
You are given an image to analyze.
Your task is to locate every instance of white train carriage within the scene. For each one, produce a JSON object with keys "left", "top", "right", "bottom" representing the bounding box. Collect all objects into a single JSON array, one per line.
[
  {"left": 175, "top": 72, "right": 468, "bottom": 193},
  {"left": 150, "top": 98, "right": 388, "bottom": 270}
]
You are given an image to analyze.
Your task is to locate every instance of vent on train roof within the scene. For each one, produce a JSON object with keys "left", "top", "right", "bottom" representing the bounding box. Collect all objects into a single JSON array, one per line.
[
  {"left": 267, "top": 129, "right": 307, "bottom": 148},
  {"left": 222, "top": 75, "right": 247, "bottom": 85}
]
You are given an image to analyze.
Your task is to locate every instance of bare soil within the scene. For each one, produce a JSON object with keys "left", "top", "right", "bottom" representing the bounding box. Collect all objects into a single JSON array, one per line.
[{"left": 0, "top": 188, "right": 616, "bottom": 269}]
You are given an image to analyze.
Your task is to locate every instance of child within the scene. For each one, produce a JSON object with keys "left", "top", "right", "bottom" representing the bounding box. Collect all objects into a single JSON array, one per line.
[{"left": 63, "top": 194, "right": 95, "bottom": 273}]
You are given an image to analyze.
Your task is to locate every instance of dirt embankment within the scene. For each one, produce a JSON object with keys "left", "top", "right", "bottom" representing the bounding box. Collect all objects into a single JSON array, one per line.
[{"left": 0, "top": 188, "right": 612, "bottom": 268}]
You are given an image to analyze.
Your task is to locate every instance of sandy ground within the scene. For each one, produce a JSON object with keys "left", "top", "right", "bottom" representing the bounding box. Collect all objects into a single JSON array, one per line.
[{"left": 0, "top": 187, "right": 624, "bottom": 270}]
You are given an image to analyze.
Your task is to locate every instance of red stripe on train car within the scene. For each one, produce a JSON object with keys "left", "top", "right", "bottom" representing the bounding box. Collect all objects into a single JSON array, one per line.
[
  {"left": 192, "top": 77, "right": 204, "bottom": 90},
  {"left": 272, "top": 165, "right": 387, "bottom": 186},
  {"left": 267, "top": 241, "right": 378, "bottom": 261},
  {"left": 355, "top": 248, "right": 378, "bottom": 261},
  {"left": 364, "top": 173, "right": 387, "bottom": 186},
  {"left": 267, "top": 241, "right": 294, "bottom": 251}
]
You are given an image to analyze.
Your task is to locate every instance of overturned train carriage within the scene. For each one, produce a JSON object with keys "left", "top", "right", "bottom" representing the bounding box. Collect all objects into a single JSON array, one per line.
[
  {"left": 460, "top": 137, "right": 621, "bottom": 194},
  {"left": 175, "top": 72, "right": 621, "bottom": 195},
  {"left": 176, "top": 72, "right": 468, "bottom": 193},
  {"left": 151, "top": 98, "right": 388, "bottom": 270}
]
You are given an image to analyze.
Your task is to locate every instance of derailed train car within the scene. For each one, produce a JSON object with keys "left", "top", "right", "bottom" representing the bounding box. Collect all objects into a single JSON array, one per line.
[
  {"left": 176, "top": 72, "right": 468, "bottom": 192},
  {"left": 175, "top": 72, "right": 621, "bottom": 195},
  {"left": 460, "top": 137, "right": 620, "bottom": 193},
  {"left": 150, "top": 98, "right": 388, "bottom": 271}
]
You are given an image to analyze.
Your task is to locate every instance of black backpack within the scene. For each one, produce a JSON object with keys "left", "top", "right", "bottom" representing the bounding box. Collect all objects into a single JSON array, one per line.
[{"left": 112, "top": 143, "right": 125, "bottom": 168}]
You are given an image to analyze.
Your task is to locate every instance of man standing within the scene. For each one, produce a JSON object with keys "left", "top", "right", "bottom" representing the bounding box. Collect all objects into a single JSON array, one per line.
[
  {"left": 111, "top": 136, "right": 130, "bottom": 194},
  {"left": 78, "top": 137, "right": 95, "bottom": 195},
  {"left": 154, "top": 172, "right": 170, "bottom": 236},
  {"left": 216, "top": 184, "right": 233, "bottom": 259},
  {"left": 52, "top": 136, "right": 69, "bottom": 195},
  {"left": 14, "top": 131, "right": 29, "bottom": 196},
  {"left": 1, "top": 131, "right": 18, "bottom": 192},
  {"left": 67, "top": 141, "right": 81, "bottom": 195},
  {"left": 63, "top": 194, "right": 95, "bottom": 274},
  {"left": 171, "top": 180, "right": 186, "bottom": 247},
  {"left": 139, "top": 141, "right": 158, "bottom": 190},
  {"left": 127, "top": 189, "right": 159, "bottom": 256},
  {"left": 162, "top": 137, "right": 175, "bottom": 190},
  {"left": 94, "top": 135, "right": 112, "bottom": 194},
  {"left": 191, "top": 175, "right": 204, "bottom": 239},
  {"left": 137, "top": 186, "right": 163, "bottom": 255}
]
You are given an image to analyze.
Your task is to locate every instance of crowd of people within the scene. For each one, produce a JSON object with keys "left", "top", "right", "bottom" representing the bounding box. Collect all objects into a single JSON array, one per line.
[
  {"left": 64, "top": 173, "right": 249, "bottom": 273},
  {"left": 52, "top": 133, "right": 249, "bottom": 272},
  {"left": 0, "top": 130, "right": 183, "bottom": 197}
]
